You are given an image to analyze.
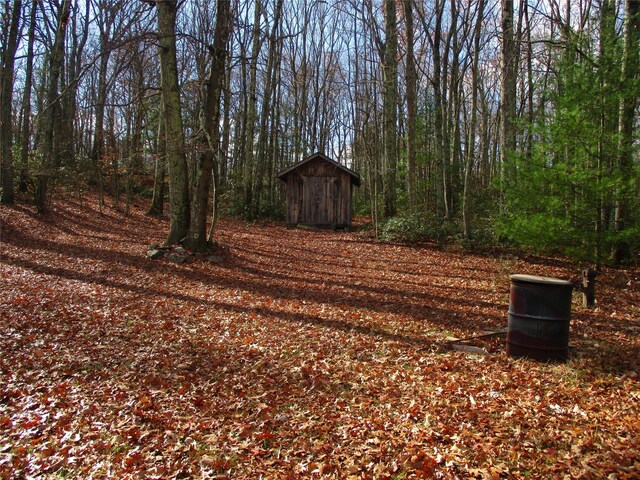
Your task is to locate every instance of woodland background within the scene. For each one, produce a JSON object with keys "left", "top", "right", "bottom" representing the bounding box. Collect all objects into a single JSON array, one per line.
[{"left": 1, "top": 0, "right": 639, "bottom": 264}]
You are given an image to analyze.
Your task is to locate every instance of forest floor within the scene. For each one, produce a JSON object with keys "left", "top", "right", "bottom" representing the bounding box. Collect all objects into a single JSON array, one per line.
[{"left": 1, "top": 193, "right": 639, "bottom": 479}]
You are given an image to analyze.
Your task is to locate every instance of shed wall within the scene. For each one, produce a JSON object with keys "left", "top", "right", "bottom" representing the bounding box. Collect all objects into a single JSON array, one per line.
[{"left": 284, "top": 158, "right": 353, "bottom": 227}]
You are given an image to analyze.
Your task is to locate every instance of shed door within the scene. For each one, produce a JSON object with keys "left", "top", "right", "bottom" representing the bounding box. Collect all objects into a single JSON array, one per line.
[{"left": 303, "top": 176, "right": 337, "bottom": 225}]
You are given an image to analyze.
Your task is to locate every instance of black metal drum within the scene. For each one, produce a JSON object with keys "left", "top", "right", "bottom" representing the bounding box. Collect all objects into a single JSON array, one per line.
[{"left": 507, "top": 274, "right": 573, "bottom": 362}]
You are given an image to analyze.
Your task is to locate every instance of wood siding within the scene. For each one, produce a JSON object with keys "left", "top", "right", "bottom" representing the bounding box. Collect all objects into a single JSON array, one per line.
[{"left": 282, "top": 156, "right": 355, "bottom": 227}]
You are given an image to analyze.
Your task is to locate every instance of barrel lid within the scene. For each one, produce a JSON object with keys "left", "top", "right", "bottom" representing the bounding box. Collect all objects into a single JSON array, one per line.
[{"left": 510, "top": 274, "right": 573, "bottom": 286}]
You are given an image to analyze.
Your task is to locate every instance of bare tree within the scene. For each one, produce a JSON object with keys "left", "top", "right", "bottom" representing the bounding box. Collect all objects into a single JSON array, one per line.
[
  {"left": 0, "top": 0, "right": 23, "bottom": 204},
  {"left": 60, "top": 0, "right": 90, "bottom": 176},
  {"left": 156, "top": 0, "right": 190, "bottom": 244},
  {"left": 404, "top": 0, "right": 417, "bottom": 213},
  {"left": 35, "top": 0, "right": 71, "bottom": 213},
  {"left": 242, "top": 0, "right": 264, "bottom": 219},
  {"left": 148, "top": 98, "right": 167, "bottom": 217},
  {"left": 500, "top": 0, "right": 516, "bottom": 208},
  {"left": 463, "top": 0, "right": 486, "bottom": 239},
  {"left": 18, "top": 0, "right": 38, "bottom": 193},
  {"left": 252, "top": 0, "right": 284, "bottom": 219},
  {"left": 382, "top": 0, "right": 398, "bottom": 217},
  {"left": 186, "top": 0, "right": 232, "bottom": 251}
]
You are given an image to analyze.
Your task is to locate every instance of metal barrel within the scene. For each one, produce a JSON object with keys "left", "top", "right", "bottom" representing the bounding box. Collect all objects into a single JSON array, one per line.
[{"left": 506, "top": 274, "right": 574, "bottom": 362}]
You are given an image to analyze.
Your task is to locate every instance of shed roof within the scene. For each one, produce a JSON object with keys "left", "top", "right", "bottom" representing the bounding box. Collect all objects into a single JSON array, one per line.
[{"left": 277, "top": 152, "right": 361, "bottom": 187}]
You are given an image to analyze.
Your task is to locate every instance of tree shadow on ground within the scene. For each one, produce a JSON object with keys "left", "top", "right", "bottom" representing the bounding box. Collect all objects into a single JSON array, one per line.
[{"left": 3, "top": 205, "right": 636, "bottom": 375}]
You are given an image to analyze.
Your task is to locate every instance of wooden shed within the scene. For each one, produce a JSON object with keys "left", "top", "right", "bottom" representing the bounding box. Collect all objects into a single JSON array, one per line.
[{"left": 277, "top": 152, "right": 361, "bottom": 228}]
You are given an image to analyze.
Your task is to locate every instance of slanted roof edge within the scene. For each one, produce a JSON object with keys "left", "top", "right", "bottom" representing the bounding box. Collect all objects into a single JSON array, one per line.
[{"left": 277, "top": 152, "right": 361, "bottom": 186}]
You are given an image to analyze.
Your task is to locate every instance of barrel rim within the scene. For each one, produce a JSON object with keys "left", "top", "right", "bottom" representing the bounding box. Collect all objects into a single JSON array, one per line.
[{"left": 510, "top": 274, "right": 573, "bottom": 286}]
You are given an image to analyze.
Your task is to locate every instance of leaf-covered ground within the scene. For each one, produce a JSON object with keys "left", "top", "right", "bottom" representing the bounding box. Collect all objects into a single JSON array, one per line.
[{"left": 1, "top": 195, "right": 639, "bottom": 479}]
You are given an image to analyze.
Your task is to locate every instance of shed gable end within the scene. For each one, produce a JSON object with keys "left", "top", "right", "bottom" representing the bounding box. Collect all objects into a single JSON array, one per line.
[{"left": 277, "top": 153, "right": 359, "bottom": 228}]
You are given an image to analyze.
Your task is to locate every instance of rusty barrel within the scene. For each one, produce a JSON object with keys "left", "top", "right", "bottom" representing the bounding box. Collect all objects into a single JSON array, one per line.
[{"left": 506, "top": 274, "right": 573, "bottom": 362}]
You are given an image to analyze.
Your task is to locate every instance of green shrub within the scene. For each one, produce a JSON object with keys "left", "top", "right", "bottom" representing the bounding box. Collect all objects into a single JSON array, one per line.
[
  {"left": 381, "top": 213, "right": 461, "bottom": 244},
  {"left": 257, "top": 199, "right": 285, "bottom": 221},
  {"left": 381, "top": 214, "right": 427, "bottom": 242}
]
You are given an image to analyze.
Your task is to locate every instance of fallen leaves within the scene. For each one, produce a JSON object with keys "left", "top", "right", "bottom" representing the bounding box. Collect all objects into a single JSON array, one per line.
[{"left": 1, "top": 194, "right": 639, "bottom": 478}]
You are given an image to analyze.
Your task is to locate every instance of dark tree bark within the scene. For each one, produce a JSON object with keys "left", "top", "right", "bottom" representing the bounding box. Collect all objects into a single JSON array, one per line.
[
  {"left": 219, "top": 50, "right": 233, "bottom": 188},
  {"left": 157, "top": 0, "right": 190, "bottom": 244},
  {"left": 500, "top": 0, "right": 516, "bottom": 209},
  {"left": 252, "top": 0, "right": 284, "bottom": 219},
  {"left": 18, "top": 0, "right": 38, "bottom": 193},
  {"left": 90, "top": 2, "right": 116, "bottom": 209},
  {"left": 404, "top": 0, "right": 417, "bottom": 213},
  {"left": 242, "top": 0, "right": 263, "bottom": 219},
  {"left": 186, "top": 0, "right": 232, "bottom": 252},
  {"left": 60, "top": 0, "right": 90, "bottom": 174},
  {"left": 35, "top": 0, "right": 71, "bottom": 213},
  {"left": 382, "top": 0, "right": 398, "bottom": 218},
  {"left": 463, "top": 0, "right": 485, "bottom": 239},
  {"left": 0, "top": 0, "right": 22, "bottom": 205},
  {"left": 431, "top": 0, "right": 446, "bottom": 218}
]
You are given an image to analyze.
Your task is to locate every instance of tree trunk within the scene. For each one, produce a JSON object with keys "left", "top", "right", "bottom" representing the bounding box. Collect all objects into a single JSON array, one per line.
[
  {"left": 186, "top": 0, "right": 232, "bottom": 252},
  {"left": 18, "top": 0, "right": 38, "bottom": 194},
  {"left": 243, "top": 0, "right": 263, "bottom": 219},
  {"left": 108, "top": 105, "right": 119, "bottom": 207},
  {"left": 232, "top": 37, "right": 247, "bottom": 183},
  {"left": 126, "top": 50, "right": 145, "bottom": 218},
  {"left": 523, "top": 0, "right": 534, "bottom": 165},
  {"left": 297, "top": 4, "right": 310, "bottom": 158},
  {"left": 432, "top": 0, "right": 445, "bottom": 218},
  {"left": 60, "top": 0, "right": 89, "bottom": 176},
  {"left": 613, "top": 0, "right": 640, "bottom": 264},
  {"left": 382, "top": 0, "right": 398, "bottom": 218},
  {"left": 35, "top": 0, "right": 71, "bottom": 213},
  {"left": 593, "top": 0, "right": 617, "bottom": 266},
  {"left": 91, "top": 27, "right": 113, "bottom": 209},
  {"left": 157, "top": 0, "right": 190, "bottom": 244},
  {"left": 252, "top": 0, "right": 283, "bottom": 219},
  {"left": 445, "top": 0, "right": 462, "bottom": 219},
  {"left": 500, "top": 0, "right": 516, "bottom": 210},
  {"left": 463, "top": 0, "right": 485, "bottom": 239},
  {"left": 148, "top": 101, "right": 166, "bottom": 217},
  {"left": 404, "top": 0, "right": 417, "bottom": 213},
  {"left": 0, "top": 0, "right": 22, "bottom": 205},
  {"left": 220, "top": 51, "right": 233, "bottom": 188}
]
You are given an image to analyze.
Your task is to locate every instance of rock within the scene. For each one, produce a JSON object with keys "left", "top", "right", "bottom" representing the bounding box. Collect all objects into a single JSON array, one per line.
[
  {"left": 147, "top": 249, "right": 164, "bottom": 260},
  {"left": 207, "top": 255, "right": 224, "bottom": 264},
  {"left": 166, "top": 254, "right": 188, "bottom": 264},
  {"left": 174, "top": 246, "right": 187, "bottom": 254}
]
